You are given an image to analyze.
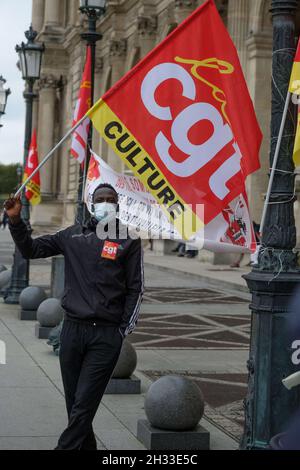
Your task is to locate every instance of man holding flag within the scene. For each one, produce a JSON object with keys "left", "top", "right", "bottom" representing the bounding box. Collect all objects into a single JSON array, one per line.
[
  {"left": 4, "top": 184, "right": 144, "bottom": 450},
  {"left": 4, "top": 45, "right": 144, "bottom": 451},
  {"left": 4, "top": 0, "right": 262, "bottom": 451}
]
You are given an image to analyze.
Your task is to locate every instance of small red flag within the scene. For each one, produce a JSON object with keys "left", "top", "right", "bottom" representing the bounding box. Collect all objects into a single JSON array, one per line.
[
  {"left": 23, "top": 129, "right": 41, "bottom": 205},
  {"left": 70, "top": 46, "right": 92, "bottom": 166}
]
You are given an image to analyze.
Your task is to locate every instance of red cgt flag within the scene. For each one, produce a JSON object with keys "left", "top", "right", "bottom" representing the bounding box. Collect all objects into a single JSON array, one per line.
[
  {"left": 87, "top": 0, "right": 262, "bottom": 239},
  {"left": 70, "top": 46, "right": 92, "bottom": 166},
  {"left": 23, "top": 129, "right": 41, "bottom": 205}
]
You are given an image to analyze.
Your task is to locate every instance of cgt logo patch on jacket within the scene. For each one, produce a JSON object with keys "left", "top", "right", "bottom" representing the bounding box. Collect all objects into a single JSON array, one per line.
[{"left": 101, "top": 241, "right": 120, "bottom": 260}]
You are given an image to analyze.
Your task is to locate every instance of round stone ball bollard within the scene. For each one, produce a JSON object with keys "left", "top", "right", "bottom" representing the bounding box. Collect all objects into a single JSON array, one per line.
[
  {"left": 112, "top": 339, "right": 137, "bottom": 379},
  {"left": 19, "top": 286, "right": 47, "bottom": 321},
  {"left": 36, "top": 298, "right": 65, "bottom": 339},
  {"left": 0, "top": 269, "right": 11, "bottom": 290},
  {"left": 144, "top": 375, "right": 205, "bottom": 431},
  {"left": 0, "top": 265, "right": 7, "bottom": 274},
  {"left": 37, "top": 298, "right": 64, "bottom": 327}
]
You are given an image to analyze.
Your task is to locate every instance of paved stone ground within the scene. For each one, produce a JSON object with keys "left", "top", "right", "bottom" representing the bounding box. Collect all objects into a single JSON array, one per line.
[
  {"left": 144, "top": 252, "right": 251, "bottom": 293},
  {"left": 0, "top": 227, "right": 250, "bottom": 450}
]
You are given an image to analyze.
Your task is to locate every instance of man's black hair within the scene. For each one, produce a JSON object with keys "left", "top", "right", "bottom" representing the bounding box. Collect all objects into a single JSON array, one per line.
[{"left": 92, "top": 183, "right": 118, "bottom": 202}]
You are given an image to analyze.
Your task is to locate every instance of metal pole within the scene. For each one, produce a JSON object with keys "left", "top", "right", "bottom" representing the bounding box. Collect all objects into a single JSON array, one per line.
[
  {"left": 81, "top": 33, "right": 95, "bottom": 224},
  {"left": 15, "top": 113, "right": 87, "bottom": 198},
  {"left": 75, "top": 10, "right": 102, "bottom": 225},
  {"left": 241, "top": 0, "right": 300, "bottom": 450},
  {"left": 260, "top": 92, "right": 291, "bottom": 237}
]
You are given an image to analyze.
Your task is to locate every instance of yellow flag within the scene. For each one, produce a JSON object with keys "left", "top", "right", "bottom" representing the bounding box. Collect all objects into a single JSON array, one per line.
[
  {"left": 293, "top": 110, "right": 300, "bottom": 167},
  {"left": 289, "top": 39, "right": 300, "bottom": 94},
  {"left": 289, "top": 39, "right": 300, "bottom": 166}
]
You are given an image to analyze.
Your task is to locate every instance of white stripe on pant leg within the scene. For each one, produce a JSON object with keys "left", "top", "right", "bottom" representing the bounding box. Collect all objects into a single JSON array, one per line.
[
  {"left": 125, "top": 249, "right": 144, "bottom": 336},
  {"left": 0, "top": 340, "right": 6, "bottom": 365},
  {"left": 126, "top": 249, "right": 144, "bottom": 333},
  {"left": 126, "top": 248, "right": 144, "bottom": 333}
]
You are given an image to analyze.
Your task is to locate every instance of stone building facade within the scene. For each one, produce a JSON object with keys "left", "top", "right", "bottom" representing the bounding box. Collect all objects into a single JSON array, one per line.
[{"left": 29, "top": 0, "right": 300, "bottom": 247}]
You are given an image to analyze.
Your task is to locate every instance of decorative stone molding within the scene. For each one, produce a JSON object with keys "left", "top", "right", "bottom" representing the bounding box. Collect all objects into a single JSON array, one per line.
[
  {"left": 137, "top": 15, "right": 158, "bottom": 37},
  {"left": 57, "top": 75, "right": 68, "bottom": 90},
  {"left": 246, "top": 33, "right": 273, "bottom": 59},
  {"left": 109, "top": 39, "right": 127, "bottom": 57},
  {"left": 157, "top": 4, "right": 177, "bottom": 41},
  {"left": 95, "top": 56, "right": 104, "bottom": 73},
  {"left": 38, "top": 74, "right": 67, "bottom": 92},
  {"left": 175, "top": 0, "right": 197, "bottom": 7},
  {"left": 166, "top": 3, "right": 176, "bottom": 25},
  {"left": 38, "top": 74, "right": 61, "bottom": 90}
]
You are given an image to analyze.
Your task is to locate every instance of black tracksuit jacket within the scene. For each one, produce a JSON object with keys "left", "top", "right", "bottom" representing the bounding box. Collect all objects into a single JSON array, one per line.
[{"left": 9, "top": 217, "right": 144, "bottom": 338}]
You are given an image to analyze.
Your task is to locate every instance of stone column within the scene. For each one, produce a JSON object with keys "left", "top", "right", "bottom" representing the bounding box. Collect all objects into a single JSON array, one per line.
[
  {"left": 52, "top": 76, "right": 67, "bottom": 197},
  {"left": 32, "top": 0, "right": 45, "bottom": 32},
  {"left": 44, "top": 0, "right": 61, "bottom": 26},
  {"left": 58, "top": 77, "right": 72, "bottom": 202},
  {"left": 37, "top": 75, "right": 58, "bottom": 198},
  {"left": 227, "top": 0, "right": 249, "bottom": 72},
  {"left": 108, "top": 39, "right": 127, "bottom": 172},
  {"left": 137, "top": 15, "right": 157, "bottom": 57},
  {"left": 67, "top": 0, "right": 79, "bottom": 27}
]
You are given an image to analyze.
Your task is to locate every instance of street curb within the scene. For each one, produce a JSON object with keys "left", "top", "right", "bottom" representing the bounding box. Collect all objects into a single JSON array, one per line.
[{"left": 144, "top": 261, "right": 251, "bottom": 297}]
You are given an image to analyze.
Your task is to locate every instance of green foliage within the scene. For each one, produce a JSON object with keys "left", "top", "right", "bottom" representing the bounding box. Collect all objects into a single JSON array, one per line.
[{"left": 0, "top": 163, "right": 21, "bottom": 199}]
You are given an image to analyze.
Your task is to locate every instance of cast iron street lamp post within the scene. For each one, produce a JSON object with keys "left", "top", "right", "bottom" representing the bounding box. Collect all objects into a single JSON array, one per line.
[
  {"left": 76, "top": 0, "right": 106, "bottom": 224},
  {"left": 47, "top": 2, "right": 107, "bottom": 347},
  {"left": 16, "top": 165, "right": 23, "bottom": 187},
  {"left": 241, "top": 0, "right": 300, "bottom": 449},
  {"left": 4, "top": 26, "right": 44, "bottom": 304},
  {"left": 0, "top": 76, "right": 11, "bottom": 128}
]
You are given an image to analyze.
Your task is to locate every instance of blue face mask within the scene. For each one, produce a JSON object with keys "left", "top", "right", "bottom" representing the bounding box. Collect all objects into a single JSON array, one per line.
[{"left": 93, "top": 202, "right": 117, "bottom": 223}]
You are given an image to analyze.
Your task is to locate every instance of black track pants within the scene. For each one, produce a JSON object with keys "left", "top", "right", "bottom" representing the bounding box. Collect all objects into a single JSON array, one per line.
[{"left": 56, "top": 319, "right": 123, "bottom": 450}]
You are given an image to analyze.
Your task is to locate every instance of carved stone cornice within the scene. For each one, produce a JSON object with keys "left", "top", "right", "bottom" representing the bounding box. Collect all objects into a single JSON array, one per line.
[
  {"left": 38, "top": 74, "right": 67, "bottom": 91},
  {"left": 137, "top": 15, "right": 158, "bottom": 37},
  {"left": 95, "top": 57, "right": 104, "bottom": 73},
  {"left": 109, "top": 39, "right": 127, "bottom": 57},
  {"left": 57, "top": 75, "right": 68, "bottom": 89},
  {"left": 175, "top": 0, "right": 197, "bottom": 8},
  {"left": 166, "top": 3, "right": 176, "bottom": 25}
]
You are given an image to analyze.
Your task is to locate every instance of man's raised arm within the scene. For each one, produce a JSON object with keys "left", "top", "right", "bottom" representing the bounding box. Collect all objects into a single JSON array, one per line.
[{"left": 4, "top": 196, "right": 64, "bottom": 259}]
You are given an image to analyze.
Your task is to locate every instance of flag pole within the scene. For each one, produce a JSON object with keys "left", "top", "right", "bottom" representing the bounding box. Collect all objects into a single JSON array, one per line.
[
  {"left": 14, "top": 114, "right": 88, "bottom": 198},
  {"left": 260, "top": 91, "right": 292, "bottom": 237}
]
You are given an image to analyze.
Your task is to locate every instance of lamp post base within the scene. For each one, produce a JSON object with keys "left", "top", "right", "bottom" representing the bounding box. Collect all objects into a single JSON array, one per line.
[
  {"left": 240, "top": 266, "right": 300, "bottom": 450},
  {"left": 4, "top": 249, "right": 29, "bottom": 305}
]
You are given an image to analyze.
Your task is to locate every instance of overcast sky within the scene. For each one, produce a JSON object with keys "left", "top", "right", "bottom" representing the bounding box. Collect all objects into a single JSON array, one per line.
[{"left": 0, "top": 0, "right": 32, "bottom": 165}]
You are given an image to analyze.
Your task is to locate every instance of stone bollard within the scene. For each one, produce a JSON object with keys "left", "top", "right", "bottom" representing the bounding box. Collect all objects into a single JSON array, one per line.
[
  {"left": 105, "top": 339, "right": 141, "bottom": 394},
  {"left": 137, "top": 375, "right": 210, "bottom": 450},
  {"left": 35, "top": 298, "right": 65, "bottom": 339},
  {"left": 19, "top": 286, "right": 47, "bottom": 321},
  {"left": 0, "top": 269, "right": 11, "bottom": 298}
]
